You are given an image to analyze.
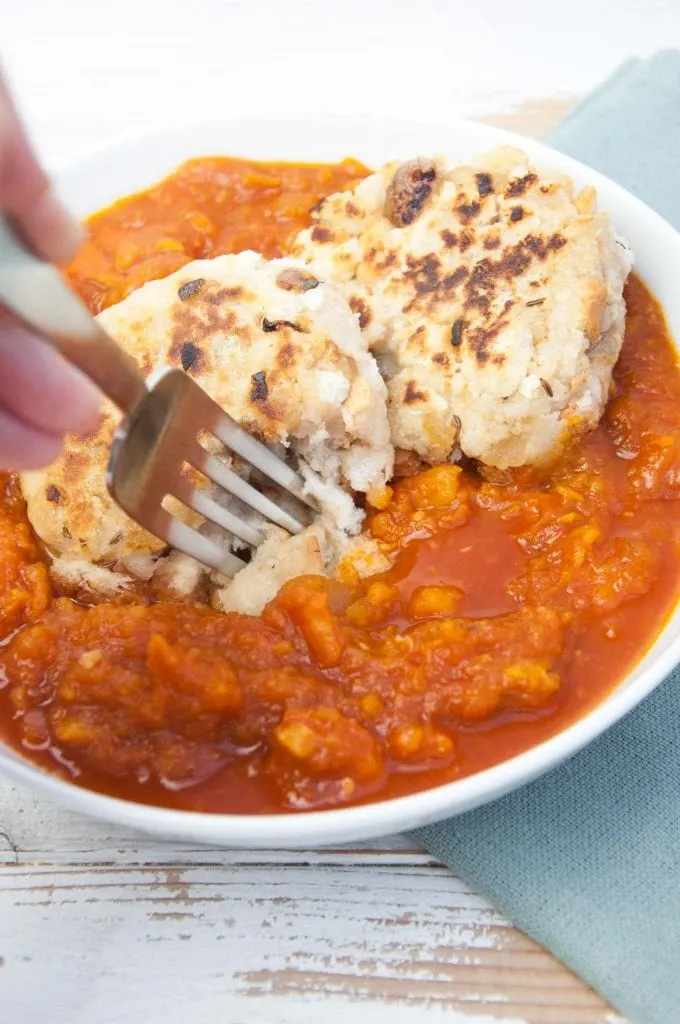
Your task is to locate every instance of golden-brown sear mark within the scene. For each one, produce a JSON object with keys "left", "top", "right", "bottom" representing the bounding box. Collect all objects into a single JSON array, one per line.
[
  {"left": 475, "top": 172, "right": 494, "bottom": 197},
  {"left": 61, "top": 449, "right": 90, "bottom": 488},
  {"left": 214, "top": 285, "right": 243, "bottom": 302},
  {"left": 169, "top": 284, "right": 240, "bottom": 371},
  {"left": 406, "top": 253, "right": 442, "bottom": 296},
  {"left": 459, "top": 229, "right": 475, "bottom": 252},
  {"left": 349, "top": 296, "right": 372, "bottom": 330},
  {"left": 404, "top": 380, "right": 427, "bottom": 404},
  {"left": 277, "top": 342, "right": 298, "bottom": 368},
  {"left": 374, "top": 251, "right": 398, "bottom": 274},
  {"left": 456, "top": 200, "right": 481, "bottom": 224},
  {"left": 467, "top": 318, "right": 511, "bottom": 364},
  {"left": 460, "top": 233, "right": 568, "bottom": 352},
  {"left": 402, "top": 254, "right": 469, "bottom": 314},
  {"left": 506, "top": 172, "right": 538, "bottom": 198},
  {"left": 526, "top": 233, "right": 567, "bottom": 259}
]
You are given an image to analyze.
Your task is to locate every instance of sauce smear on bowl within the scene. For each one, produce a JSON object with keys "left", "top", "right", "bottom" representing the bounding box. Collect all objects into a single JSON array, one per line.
[{"left": 1, "top": 158, "right": 679, "bottom": 814}]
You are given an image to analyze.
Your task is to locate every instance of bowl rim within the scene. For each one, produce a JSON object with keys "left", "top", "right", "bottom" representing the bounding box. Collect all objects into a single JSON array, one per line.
[{"left": 3, "top": 111, "right": 680, "bottom": 848}]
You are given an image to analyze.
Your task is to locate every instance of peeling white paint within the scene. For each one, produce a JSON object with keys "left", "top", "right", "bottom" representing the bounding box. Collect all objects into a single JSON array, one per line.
[{"left": 1, "top": 784, "right": 620, "bottom": 1023}]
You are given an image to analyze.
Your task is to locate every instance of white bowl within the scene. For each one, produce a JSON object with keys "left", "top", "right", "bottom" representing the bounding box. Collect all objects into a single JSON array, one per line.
[{"left": 2, "top": 114, "right": 680, "bottom": 848}]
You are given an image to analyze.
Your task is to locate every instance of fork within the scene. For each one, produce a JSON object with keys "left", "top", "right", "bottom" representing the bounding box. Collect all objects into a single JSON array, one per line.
[{"left": 0, "top": 213, "right": 314, "bottom": 576}]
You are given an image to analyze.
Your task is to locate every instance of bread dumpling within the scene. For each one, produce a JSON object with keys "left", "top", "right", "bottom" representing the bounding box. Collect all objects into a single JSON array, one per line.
[
  {"left": 294, "top": 146, "right": 633, "bottom": 469},
  {"left": 21, "top": 252, "right": 393, "bottom": 610}
]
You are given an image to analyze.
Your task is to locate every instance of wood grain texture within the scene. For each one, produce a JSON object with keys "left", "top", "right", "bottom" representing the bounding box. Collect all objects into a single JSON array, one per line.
[{"left": 0, "top": 785, "right": 623, "bottom": 1024}]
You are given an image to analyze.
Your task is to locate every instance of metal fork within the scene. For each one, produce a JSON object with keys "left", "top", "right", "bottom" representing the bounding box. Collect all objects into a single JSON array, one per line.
[{"left": 0, "top": 213, "right": 314, "bottom": 576}]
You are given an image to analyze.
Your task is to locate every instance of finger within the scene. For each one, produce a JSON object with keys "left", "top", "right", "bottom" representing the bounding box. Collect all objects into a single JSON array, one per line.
[
  {"left": 0, "top": 321, "right": 101, "bottom": 434},
  {"left": 0, "top": 70, "right": 85, "bottom": 263},
  {"left": 0, "top": 403, "right": 62, "bottom": 471}
]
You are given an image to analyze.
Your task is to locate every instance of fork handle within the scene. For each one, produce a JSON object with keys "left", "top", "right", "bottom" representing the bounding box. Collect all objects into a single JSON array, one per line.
[{"left": 0, "top": 212, "right": 147, "bottom": 414}]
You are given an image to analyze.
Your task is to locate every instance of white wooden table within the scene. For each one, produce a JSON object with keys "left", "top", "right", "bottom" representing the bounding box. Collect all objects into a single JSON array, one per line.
[
  {"left": 2, "top": 2, "right": 679, "bottom": 1020},
  {"left": 1, "top": 784, "right": 621, "bottom": 1024}
]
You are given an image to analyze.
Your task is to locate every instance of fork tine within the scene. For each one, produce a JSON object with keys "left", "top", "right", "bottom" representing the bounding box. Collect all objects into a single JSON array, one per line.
[
  {"left": 189, "top": 445, "right": 308, "bottom": 535},
  {"left": 160, "top": 509, "right": 247, "bottom": 577},
  {"left": 207, "top": 407, "right": 315, "bottom": 508},
  {"left": 171, "top": 477, "right": 264, "bottom": 548},
  {"left": 108, "top": 369, "right": 318, "bottom": 578}
]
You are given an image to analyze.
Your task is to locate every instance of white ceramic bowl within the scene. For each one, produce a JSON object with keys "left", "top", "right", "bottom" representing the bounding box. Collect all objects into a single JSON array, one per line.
[{"left": 2, "top": 114, "right": 680, "bottom": 848}]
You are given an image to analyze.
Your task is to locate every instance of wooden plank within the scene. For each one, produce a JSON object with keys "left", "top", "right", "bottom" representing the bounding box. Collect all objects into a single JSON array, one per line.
[
  {"left": 0, "top": 858, "right": 618, "bottom": 1024},
  {"left": 0, "top": 783, "right": 622, "bottom": 1024}
]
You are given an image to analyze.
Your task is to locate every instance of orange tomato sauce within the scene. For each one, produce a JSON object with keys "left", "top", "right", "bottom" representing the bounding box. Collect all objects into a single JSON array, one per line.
[
  {"left": 66, "top": 156, "right": 368, "bottom": 313},
  {"left": 1, "top": 157, "right": 680, "bottom": 814}
]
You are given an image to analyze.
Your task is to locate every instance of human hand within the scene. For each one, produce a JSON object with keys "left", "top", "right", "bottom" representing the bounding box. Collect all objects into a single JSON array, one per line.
[{"left": 0, "top": 71, "right": 100, "bottom": 471}]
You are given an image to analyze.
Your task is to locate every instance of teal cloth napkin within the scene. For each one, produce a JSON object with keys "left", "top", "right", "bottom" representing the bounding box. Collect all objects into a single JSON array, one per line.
[{"left": 413, "top": 51, "right": 680, "bottom": 1024}]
